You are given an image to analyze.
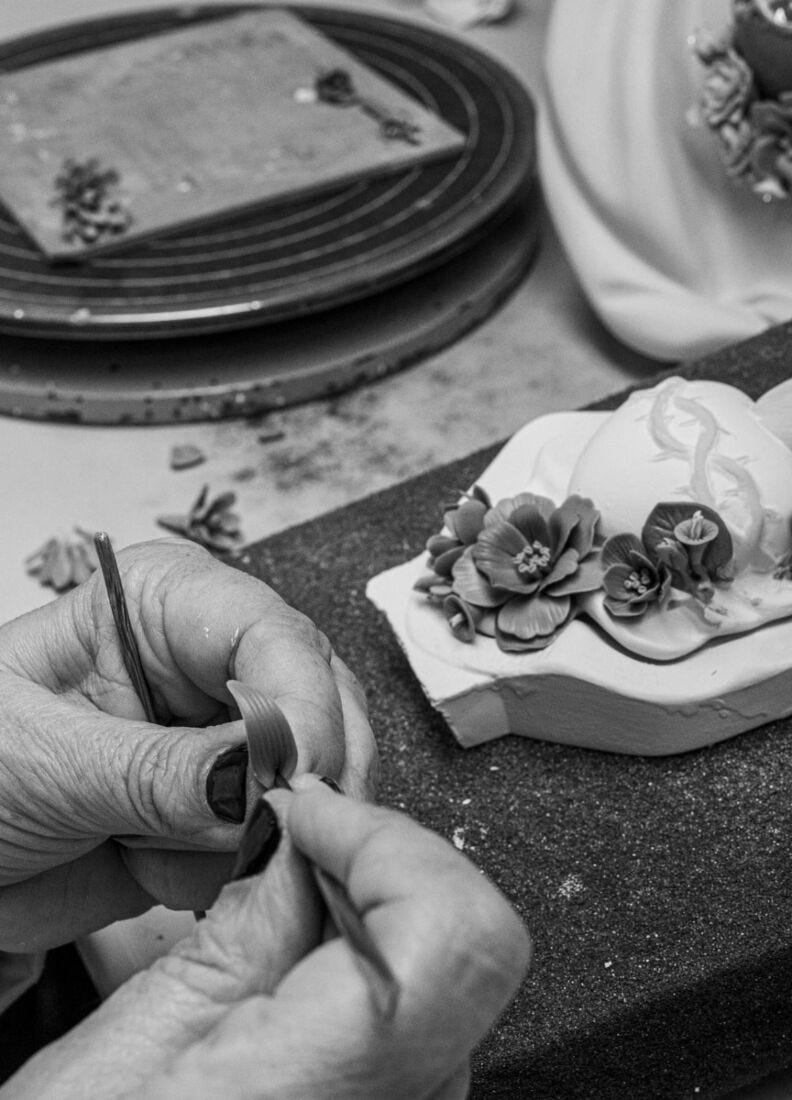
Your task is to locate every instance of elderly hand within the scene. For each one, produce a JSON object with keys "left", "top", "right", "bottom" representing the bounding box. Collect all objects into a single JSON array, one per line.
[
  {"left": 0, "top": 539, "right": 375, "bottom": 951},
  {"left": 7, "top": 781, "right": 531, "bottom": 1100}
]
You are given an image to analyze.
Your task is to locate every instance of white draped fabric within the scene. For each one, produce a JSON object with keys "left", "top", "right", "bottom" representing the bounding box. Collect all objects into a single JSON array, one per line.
[{"left": 539, "top": 0, "right": 792, "bottom": 359}]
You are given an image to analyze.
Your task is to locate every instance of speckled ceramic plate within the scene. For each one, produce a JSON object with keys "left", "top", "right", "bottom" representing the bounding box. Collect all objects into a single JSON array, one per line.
[{"left": 0, "top": 4, "right": 536, "bottom": 339}]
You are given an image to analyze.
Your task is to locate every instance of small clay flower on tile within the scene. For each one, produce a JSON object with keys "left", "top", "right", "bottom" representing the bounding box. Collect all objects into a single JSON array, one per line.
[
  {"left": 26, "top": 527, "right": 100, "bottom": 592},
  {"left": 375, "top": 115, "right": 422, "bottom": 146},
  {"left": 315, "top": 68, "right": 358, "bottom": 106},
  {"left": 156, "top": 485, "right": 243, "bottom": 554},
  {"left": 51, "top": 157, "right": 133, "bottom": 246},
  {"left": 315, "top": 67, "right": 423, "bottom": 145}
]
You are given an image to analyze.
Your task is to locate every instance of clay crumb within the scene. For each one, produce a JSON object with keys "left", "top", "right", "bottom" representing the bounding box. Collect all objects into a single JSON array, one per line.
[
  {"left": 170, "top": 443, "right": 206, "bottom": 470},
  {"left": 557, "top": 873, "right": 586, "bottom": 903}
]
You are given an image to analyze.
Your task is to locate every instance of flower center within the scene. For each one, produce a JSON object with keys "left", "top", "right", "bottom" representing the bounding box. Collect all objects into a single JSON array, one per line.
[
  {"left": 674, "top": 509, "right": 718, "bottom": 547},
  {"left": 513, "top": 540, "right": 552, "bottom": 577},
  {"left": 623, "top": 569, "right": 652, "bottom": 596}
]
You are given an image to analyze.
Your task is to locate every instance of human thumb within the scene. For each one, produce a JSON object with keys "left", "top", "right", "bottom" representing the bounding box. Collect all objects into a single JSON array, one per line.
[{"left": 29, "top": 698, "right": 249, "bottom": 851}]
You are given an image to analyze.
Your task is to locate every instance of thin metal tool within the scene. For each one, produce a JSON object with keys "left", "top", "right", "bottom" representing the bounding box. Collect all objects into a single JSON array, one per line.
[
  {"left": 94, "top": 534, "right": 198, "bottom": 859},
  {"left": 93, "top": 532, "right": 157, "bottom": 723},
  {"left": 227, "top": 679, "right": 400, "bottom": 1021}
]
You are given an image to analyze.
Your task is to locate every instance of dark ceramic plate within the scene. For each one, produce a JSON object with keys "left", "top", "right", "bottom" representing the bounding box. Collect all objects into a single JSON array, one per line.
[{"left": 0, "top": 4, "right": 536, "bottom": 339}]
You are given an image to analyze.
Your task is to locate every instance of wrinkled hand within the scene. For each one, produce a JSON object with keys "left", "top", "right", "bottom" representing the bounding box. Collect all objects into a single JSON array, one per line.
[
  {"left": 7, "top": 782, "right": 531, "bottom": 1100},
  {"left": 0, "top": 539, "right": 375, "bottom": 950}
]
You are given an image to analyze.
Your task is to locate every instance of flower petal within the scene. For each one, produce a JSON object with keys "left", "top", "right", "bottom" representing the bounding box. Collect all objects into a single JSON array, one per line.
[
  {"left": 474, "top": 521, "right": 537, "bottom": 591},
  {"left": 554, "top": 495, "right": 600, "bottom": 558},
  {"left": 642, "top": 501, "right": 731, "bottom": 576},
  {"left": 484, "top": 492, "right": 555, "bottom": 527},
  {"left": 603, "top": 595, "right": 649, "bottom": 618},
  {"left": 476, "top": 519, "right": 527, "bottom": 559},
  {"left": 427, "top": 534, "right": 458, "bottom": 559},
  {"left": 495, "top": 627, "right": 560, "bottom": 652},
  {"left": 443, "top": 594, "right": 480, "bottom": 643},
  {"left": 451, "top": 548, "right": 505, "bottom": 608},
  {"left": 601, "top": 532, "right": 646, "bottom": 571},
  {"left": 548, "top": 554, "right": 604, "bottom": 596},
  {"left": 541, "top": 546, "right": 580, "bottom": 588},
  {"left": 602, "top": 562, "right": 639, "bottom": 599},
  {"left": 414, "top": 573, "right": 453, "bottom": 603},
  {"left": 480, "top": 563, "right": 541, "bottom": 594},
  {"left": 448, "top": 498, "right": 488, "bottom": 544},
  {"left": 497, "top": 592, "right": 571, "bottom": 641},
  {"left": 414, "top": 571, "right": 443, "bottom": 592},
  {"left": 431, "top": 545, "right": 465, "bottom": 577},
  {"left": 476, "top": 610, "right": 498, "bottom": 636},
  {"left": 507, "top": 506, "right": 552, "bottom": 549}
]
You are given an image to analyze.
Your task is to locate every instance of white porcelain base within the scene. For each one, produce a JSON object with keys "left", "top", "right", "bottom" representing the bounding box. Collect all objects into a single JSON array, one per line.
[{"left": 367, "top": 409, "right": 792, "bottom": 755}]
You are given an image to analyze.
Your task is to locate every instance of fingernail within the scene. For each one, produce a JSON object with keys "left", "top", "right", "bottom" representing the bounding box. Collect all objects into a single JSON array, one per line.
[
  {"left": 320, "top": 776, "right": 343, "bottom": 794},
  {"left": 231, "top": 797, "right": 281, "bottom": 881},
  {"left": 206, "top": 743, "right": 248, "bottom": 823}
]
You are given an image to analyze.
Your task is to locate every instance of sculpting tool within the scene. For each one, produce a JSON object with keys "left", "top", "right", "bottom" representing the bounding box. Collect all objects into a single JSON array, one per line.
[
  {"left": 93, "top": 532, "right": 157, "bottom": 723},
  {"left": 94, "top": 533, "right": 204, "bottom": 867}
]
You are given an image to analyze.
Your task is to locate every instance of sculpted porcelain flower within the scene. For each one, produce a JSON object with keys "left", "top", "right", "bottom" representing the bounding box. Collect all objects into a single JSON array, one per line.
[
  {"left": 414, "top": 486, "right": 491, "bottom": 603},
  {"left": 452, "top": 492, "right": 603, "bottom": 651},
  {"left": 699, "top": 40, "right": 754, "bottom": 126},
  {"left": 642, "top": 501, "right": 733, "bottom": 600},
  {"left": 426, "top": 486, "right": 491, "bottom": 577},
  {"left": 601, "top": 533, "right": 672, "bottom": 619},
  {"left": 695, "top": 16, "right": 792, "bottom": 198},
  {"left": 748, "top": 94, "right": 792, "bottom": 188}
]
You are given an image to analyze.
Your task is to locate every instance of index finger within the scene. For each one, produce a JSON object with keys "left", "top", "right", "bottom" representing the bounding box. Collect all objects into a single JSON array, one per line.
[{"left": 153, "top": 545, "right": 348, "bottom": 781}]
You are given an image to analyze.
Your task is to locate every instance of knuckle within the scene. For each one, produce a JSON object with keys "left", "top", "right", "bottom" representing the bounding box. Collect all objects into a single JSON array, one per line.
[
  {"left": 124, "top": 735, "right": 184, "bottom": 834},
  {"left": 154, "top": 922, "right": 244, "bottom": 998},
  {"left": 243, "top": 604, "right": 328, "bottom": 659},
  {"left": 332, "top": 653, "right": 370, "bottom": 712},
  {"left": 286, "top": 608, "right": 331, "bottom": 659}
]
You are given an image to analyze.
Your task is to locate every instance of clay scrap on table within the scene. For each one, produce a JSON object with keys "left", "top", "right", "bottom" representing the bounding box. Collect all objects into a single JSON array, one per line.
[
  {"left": 169, "top": 444, "right": 206, "bottom": 471},
  {"left": 157, "top": 485, "right": 243, "bottom": 555},
  {"left": 0, "top": 9, "right": 465, "bottom": 259},
  {"left": 26, "top": 528, "right": 100, "bottom": 592}
]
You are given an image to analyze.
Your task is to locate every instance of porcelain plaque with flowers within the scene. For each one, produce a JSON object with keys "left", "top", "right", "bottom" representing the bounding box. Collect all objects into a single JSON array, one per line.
[{"left": 367, "top": 377, "right": 792, "bottom": 754}]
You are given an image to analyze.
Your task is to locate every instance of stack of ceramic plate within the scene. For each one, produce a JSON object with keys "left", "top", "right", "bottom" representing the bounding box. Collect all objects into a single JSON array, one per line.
[{"left": 0, "top": 5, "right": 538, "bottom": 422}]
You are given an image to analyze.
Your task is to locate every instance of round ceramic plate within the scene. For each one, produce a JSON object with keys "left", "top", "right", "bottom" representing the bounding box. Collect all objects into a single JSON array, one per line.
[
  {"left": 0, "top": 191, "right": 540, "bottom": 422},
  {"left": 0, "top": 4, "right": 536, "bottom": 339}
]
